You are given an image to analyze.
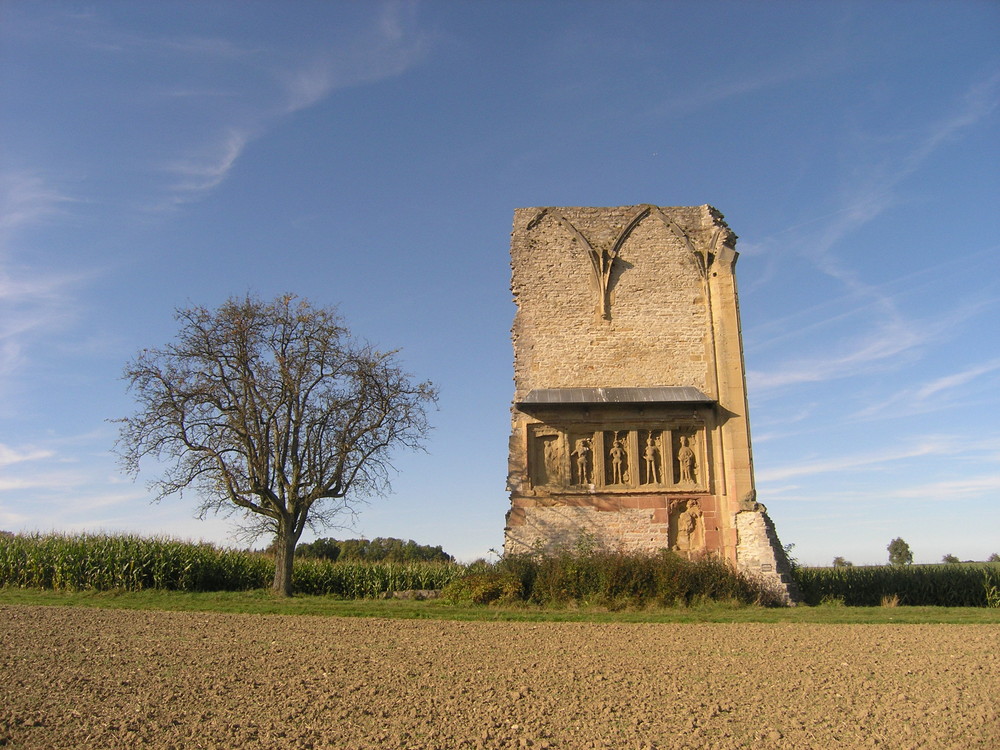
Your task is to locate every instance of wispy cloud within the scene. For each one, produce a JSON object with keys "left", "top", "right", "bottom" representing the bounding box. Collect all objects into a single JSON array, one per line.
[
  {"left": 282, "top": 4, "right": 429, "bottom": 115},
  {"left": 746, "top": 295, "right": 995, "bottom": 391},
  {"left": 0, "top": 436, "right": 236, "bottom": 540},
  {"left": 903, "top": 69, "right": 1000, "bottom": 170},
  {"left": 0, "top": 172, "right": 91, "bottom": 393},
  {"left": 150, "top": 3, "right": 430, "bottom": 209},
  {"left": 756, "top": 435, "right": 963, "bottom": 482},
  {"left": 656, "top": 65, "right": 821, "bottom": 120},
  {"left": 0, "top": 444, "right": 54, "bottom": 468},
  {"left": 9, "top": 3, "right": 433, "bottom": 212},
  {"left": 885, "top": 474, "right": 1000, "bottom": 500},
  {"left": 748, "top": 72, "right": 1000, "bottom": 392},
  {"left": 748, "top": 319, "right": 921, "bottom": 390},
  {"left": 163, "top": 129, "right": 252, "bottom": 205},
  {"left": 0, "top": 280, "right": 67, "bottom": 383},
  {"left": 810, "top": 73, "right": 998, "bottom": 277},
  {"left": 647, "top": 28, "right": 848, "bottom": 122},
  {"left": 914, "top": 359, "right": 1000, "bottom": 400},
  {"left": 764, "top": 469, "right": 1000, "bottom": 507},
  {"left": 158, "top": 35, "right": 258, "bottom": 60},
  {"left": 0, "top": 171, "right": 78, "bottom": 236},
  {"left": 852, "top": 357, "right": 1000, "bottom": 420},
  {"left": 0, "top": 455, "right": 88, "bottom": 492},
  {"left": 0, "top": 438, "right": 145, "bottom": 527}
]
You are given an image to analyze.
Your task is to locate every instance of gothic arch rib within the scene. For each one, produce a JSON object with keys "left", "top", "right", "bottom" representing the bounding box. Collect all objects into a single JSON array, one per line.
[
  {"left": 708, "top": 222, "right": 738, "bottom": 268},
  {"left": 608, "top": 205, "right": 654, "bottom": 258},
  {"left": 647, "top": 206, "right": 709, "bottom": 277},
  {"left": 524, "top": 205, "right": 716, "bottom": 317},
  {"left": 525, "top": 208, "right": 625, "bottom": 320}
]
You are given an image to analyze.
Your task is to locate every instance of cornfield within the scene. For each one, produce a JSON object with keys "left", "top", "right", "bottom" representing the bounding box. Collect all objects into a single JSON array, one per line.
[
  {"left": 6, "top": 533, "right": 1000, "bottom": 606},
  {"left": 0, "top": 533, "right": 461, "bottom": 596},
  {"left": 292, "top": 557, "right": 464, "bottom": 598},
  {"left": 793, "top": 563, "right": 1000, "bottom": 607}
]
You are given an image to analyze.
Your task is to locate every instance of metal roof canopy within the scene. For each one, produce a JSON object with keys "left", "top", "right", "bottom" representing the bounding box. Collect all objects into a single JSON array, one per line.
[{"left": 517, "top": 386, "right": 714, "bottom": 407}]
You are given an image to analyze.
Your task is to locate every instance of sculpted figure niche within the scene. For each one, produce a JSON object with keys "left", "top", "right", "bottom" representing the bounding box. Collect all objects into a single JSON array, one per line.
[
  {"left": 529, "top": 428, "right": 563, "bottom": 487},
  {"left": 525, "top": 425, "right": 705, "bottom": 492},
  {"left": 642, "top": 431, "right": 661, "bottom": 485},
  {"left": 608, "top": 431, "right": 628, "bottom": 485},
  {"left": 677, "top": 435, "right": 697, "bottom": 485},
  {"left": 571, "top": 436, "right": 593, "bottom": 486},
  {"left": 672, "top": 499, "right": 703, "bottom": 555}
]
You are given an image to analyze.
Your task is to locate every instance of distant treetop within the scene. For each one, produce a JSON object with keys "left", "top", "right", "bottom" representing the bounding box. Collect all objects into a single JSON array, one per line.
[
  {"left": 295, "top": 537, "right": 453, "bottom": 563},
  {"left": 887, "top": 537, "right": 913, "bottom": 566}
]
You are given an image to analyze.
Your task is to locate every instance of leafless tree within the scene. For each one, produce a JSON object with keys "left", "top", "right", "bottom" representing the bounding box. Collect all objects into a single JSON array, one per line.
[{"left": 115, "top": 294, "right": 436, "bottom": 595}]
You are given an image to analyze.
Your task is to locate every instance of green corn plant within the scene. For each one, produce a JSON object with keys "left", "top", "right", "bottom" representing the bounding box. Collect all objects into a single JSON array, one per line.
[
  {"left": 793, "top": 563, "right": 999, "bottom": 607},
  {"left": 984, "top": 571, "right": 1000, "bottom": 608}
]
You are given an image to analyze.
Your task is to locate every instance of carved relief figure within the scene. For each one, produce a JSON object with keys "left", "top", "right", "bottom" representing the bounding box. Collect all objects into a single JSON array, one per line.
[
  {"left": 609, "top": 432, "right": 627, "bottom": 485},
  {"left": 677, "top": 435, "right": 696, "bottom": 484},
  {"left": 529, "top": 430, "right": 563, "bottom": 487},
  {"left": 642, "top": 432, "right": 660, "bottom": 485},
  {"left": 672, "top": 500, "right": 703, "bottom": 555},
  {"left": 542, "top": 435, "right": 562, "bottom": 486},
  {"left": 571, "top": 437, "right": 593, "bottom": 485}
]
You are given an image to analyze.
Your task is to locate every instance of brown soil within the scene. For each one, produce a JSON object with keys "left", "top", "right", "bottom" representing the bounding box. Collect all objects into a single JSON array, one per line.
[{"left": 2, "top": 605, "right": 997, "bottom": 749}]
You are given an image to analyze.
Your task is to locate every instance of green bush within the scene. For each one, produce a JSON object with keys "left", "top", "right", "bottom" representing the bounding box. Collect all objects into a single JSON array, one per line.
[
  {"left": 444, "top": 549, "right": 778, "bottom": 607},
  {"left": 443, "top": 562, "right": 523, "bottom": 604}
]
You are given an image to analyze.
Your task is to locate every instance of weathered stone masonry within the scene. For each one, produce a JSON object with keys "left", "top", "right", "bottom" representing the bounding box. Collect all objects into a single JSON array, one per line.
[{"left": 504, "top": 205, "right": 796, "bottom": 602}]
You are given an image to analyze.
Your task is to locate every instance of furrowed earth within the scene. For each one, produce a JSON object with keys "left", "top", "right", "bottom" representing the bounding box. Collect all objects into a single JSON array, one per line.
[{"left": 2, "top": 605, "right": 997, "bottom": 749}]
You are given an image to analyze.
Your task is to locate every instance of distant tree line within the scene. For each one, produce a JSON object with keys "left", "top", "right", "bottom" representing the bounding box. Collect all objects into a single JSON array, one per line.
[
  {"left": 828, "top": 541, "right": 1000, "bottom": 568},
  {"left": 291, "top": 537, "right": 453, "bottom": 563}
]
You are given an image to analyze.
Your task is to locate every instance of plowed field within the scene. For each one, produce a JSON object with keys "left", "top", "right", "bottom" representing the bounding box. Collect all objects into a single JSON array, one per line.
[{"left": 2, "top": 605, "right": 997, "bottom": 749}]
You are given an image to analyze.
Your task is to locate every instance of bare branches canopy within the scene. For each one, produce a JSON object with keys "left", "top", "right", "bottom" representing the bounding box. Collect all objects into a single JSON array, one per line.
[{"left": 115, "top": 294, "right": 437, "bottom": 594}]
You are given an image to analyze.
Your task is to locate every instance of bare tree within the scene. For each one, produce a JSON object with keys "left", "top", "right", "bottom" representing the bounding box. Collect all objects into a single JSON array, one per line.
[{"left": 115, "top": 294, "right": 436, "bottom": 595}]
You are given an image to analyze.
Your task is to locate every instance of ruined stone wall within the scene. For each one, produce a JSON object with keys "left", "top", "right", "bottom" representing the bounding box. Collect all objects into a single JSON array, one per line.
[
  {"left": 504, "top": 205, "right": 796, "bottom": 602},
  {"left": 511, "top": 506, "right": 669, "bottom": 554},
  {"left": 511, "top": 206, "right": 716, "bottom": 397},
  {"left": 735, "top": 502, "right": 800, "bottom": 605},
  {"left": 508, "top": 493, "right": 720, "bottom": 557}
]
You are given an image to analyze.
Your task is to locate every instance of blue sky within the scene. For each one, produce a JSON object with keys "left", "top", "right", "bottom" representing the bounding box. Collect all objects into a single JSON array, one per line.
[{"left": 1, "top": 1, "right": 998, "bottom": 565}]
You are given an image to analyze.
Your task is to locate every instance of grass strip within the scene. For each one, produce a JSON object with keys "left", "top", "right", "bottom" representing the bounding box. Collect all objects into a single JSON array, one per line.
[{"left": 3, "top": 588, "right": 1000, "bottom": 624}]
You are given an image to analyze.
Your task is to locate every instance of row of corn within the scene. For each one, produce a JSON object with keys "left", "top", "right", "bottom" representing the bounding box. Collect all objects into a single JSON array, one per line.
[
  {"left": 0, "top": 533, "right": 462, "bottom": 596},
  {"left": 5, "top": 532, "right": 1000, "bottom": 605},
  {"left": 792, "top": 563, "right": 1000, "bottom": 606}
]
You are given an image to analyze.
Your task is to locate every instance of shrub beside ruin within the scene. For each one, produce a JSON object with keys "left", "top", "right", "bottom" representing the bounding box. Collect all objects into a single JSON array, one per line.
[{"left": 444, "top": 549, "right": 781, "bottom": 607}]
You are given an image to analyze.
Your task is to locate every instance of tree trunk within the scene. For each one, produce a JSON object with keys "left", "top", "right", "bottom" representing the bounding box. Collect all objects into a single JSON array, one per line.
[{"left": 272, "top": 524, "right": 297, "bottom": 596}]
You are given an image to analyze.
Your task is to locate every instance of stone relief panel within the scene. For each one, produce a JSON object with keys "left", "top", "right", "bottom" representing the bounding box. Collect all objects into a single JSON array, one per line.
[
  {"left": 672, "top": 431, "right": 700, "bottom": 487},
  {"left": 670, "top": 499, "right": 704, "bottom": 556},
  {"left": 569, "top": 432, "right": 597, "bottom": 486},
  {"left": 528, "top": 426, "right": 565, "bottom": 488},
  {"left": 527, "top": 424, "right": 707, "bottom": 492},
  {"left": 604, "top": 431, "right": 630, "bottom": 486},
  {"left": 640, "top": 430, "right": 665, "bottom": 486}
]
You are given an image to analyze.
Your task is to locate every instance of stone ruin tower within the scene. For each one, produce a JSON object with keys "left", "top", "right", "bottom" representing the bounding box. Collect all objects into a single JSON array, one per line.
[{"left": 504, "top": 205, "right": 796, "bottom": 601}]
